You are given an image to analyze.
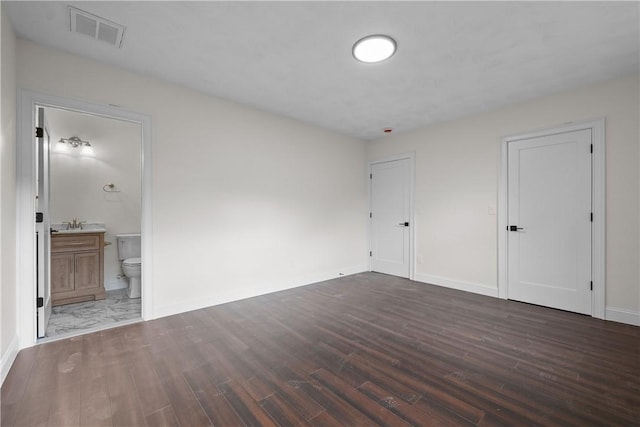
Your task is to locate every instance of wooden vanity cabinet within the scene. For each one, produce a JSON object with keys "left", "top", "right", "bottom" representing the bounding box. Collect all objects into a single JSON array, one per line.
[{"left": 51, "top": 232, "right": 106, "bottom": 306}]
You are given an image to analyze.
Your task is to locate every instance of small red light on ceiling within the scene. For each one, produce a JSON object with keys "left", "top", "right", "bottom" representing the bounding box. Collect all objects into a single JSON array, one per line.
[{"left": 383, "top": 128, "right": 393, "bottom": 133}]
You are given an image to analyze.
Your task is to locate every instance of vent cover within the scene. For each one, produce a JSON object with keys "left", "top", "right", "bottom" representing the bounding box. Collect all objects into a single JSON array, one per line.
[{"left": 69, "top": 7, "right": 125, "bottom": 48}]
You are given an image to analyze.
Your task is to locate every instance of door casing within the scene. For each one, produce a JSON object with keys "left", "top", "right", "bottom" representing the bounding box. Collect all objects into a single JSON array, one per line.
[
  {"left": 498, "top": 119, "right": 605, "bottom": 319},
  {"left": 36, "top": 107, "right": 51, "bottom": 338},
  {"left": 17, "top": 89, "right": 153, "bottom": 348},
  {"left": 368, "top": 152, "right": 416, "bottom": 280}
]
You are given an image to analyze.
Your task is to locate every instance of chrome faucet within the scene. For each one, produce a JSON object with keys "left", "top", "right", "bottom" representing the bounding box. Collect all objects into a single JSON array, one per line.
[{"left": 65, "top": 218, "right": 86, "bottom": 230}]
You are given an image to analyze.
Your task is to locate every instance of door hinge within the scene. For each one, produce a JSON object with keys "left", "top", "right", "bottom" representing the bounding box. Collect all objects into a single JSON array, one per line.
[
  {"left": 36, "top": 297, "right": 44, "bottom": 308},
  {"left": 369, "top": 173, "right": 372, "bottom": 179},
  {"left": 369, "top": 251, "right": 372, "bottom": 257},
  {"left": 590, "top": 212, "right": 593, "bottom": 222},
  {"left": 590, "top": 281, "right": 593, "bottom": 291},
  {"left": 36, "top": 127, "right": 44, "bottom": 138},
  {"left": 590, "top": 144, "right": 593, "bottom": 153},
  {"left": 369, "top": 212, "right": 372, "bottom": 218},
  {"left": 36, "top": 212, "right": 43, "bottom": 223}
]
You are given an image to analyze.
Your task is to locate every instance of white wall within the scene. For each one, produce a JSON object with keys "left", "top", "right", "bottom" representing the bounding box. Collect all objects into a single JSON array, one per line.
[
  {"left": 16, "top": 39, "right": 368, "bottom": 318},
  {"left": 368, "top": 74, "right": 640, "bottom": 319},
  {"left": 1, "top": 7, "right": 19, "bottom": 382},
  {"left": 11, "top": 37, "right": 636, "bottom": 341},
  {"left": 48, "top": 108, "right": 141, "bottom": 290}
]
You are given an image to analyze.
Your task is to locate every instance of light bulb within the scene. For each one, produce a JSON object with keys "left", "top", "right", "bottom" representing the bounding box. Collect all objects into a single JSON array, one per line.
[{"left": 353, "top": 35, "right": 397, "bottom": 63}]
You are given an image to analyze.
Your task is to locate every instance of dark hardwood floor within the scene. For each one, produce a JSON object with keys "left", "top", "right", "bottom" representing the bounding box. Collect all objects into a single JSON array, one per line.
[{"left": 2, "top": 272, "right": 639, "bottom": 426}]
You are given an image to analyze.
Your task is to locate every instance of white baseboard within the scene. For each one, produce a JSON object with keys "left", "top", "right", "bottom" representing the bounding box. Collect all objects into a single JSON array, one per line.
[
  {"left": 414, "top": 272, "right": 498, "bottom": 298},
  {"left": 153, "top": 264, "right": 368, "bottom": 319},
  {"left": 1, "top": 335, "right": 20, "bottom": 386},
  {"left": 413, "top": 275, "right": 639, "bottom": 327},
  {"left": 141, "top": 268, "right": 640, "bottom": 328},
  {"left": 105, "top": 277, "right": 128, "bottom": 291},
  {"left": 605, "top": 307, "right": 640, "bottom": 326}
]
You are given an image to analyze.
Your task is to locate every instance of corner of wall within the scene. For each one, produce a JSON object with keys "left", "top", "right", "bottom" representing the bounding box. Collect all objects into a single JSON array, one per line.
[
  {"left": 605, "top": 307, "right": 640, "bottom": 326},
  {"left": 1, "top": 4, "right": 19, "bottom": 385},
  {"left": 0, "top": 335, "right": 19, "bottom": 385}
]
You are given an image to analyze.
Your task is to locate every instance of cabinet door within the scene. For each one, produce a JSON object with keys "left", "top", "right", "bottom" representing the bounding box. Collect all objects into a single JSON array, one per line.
[
  {"left": 51, "top": 253, "right": 74, "bottom": 294},
  {"left": 75, "top": 252, "right": 101, "bottom": 290}
]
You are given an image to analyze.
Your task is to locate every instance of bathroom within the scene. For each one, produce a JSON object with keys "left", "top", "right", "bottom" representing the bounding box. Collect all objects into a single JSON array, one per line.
[{"left": 42, "top": 106, "right": 142, "bottom": 339}]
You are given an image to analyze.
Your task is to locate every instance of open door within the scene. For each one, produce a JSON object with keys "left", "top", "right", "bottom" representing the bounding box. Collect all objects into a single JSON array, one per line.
[{"left": 36, "top": 106, "right": 52, "bottom": 338}]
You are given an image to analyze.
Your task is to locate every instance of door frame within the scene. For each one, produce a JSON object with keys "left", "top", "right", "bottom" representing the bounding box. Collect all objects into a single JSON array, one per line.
[
  {"left": 36, "top": 107, "right": 52, "bottom": 338},
  {"left": 498, "top": 119, "right": 605, "bottom": 319},
  {"left": 368, "top": 152, "right": 416, "bottom": 280},
  {"left": 17, "top": 89, "right": 153, "bottom": 349}
]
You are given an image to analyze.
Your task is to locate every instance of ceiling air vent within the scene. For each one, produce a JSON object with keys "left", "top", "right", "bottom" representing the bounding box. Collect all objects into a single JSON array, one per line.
[{"left": 69, "top": 7, "right": 125, "bottom": 48}]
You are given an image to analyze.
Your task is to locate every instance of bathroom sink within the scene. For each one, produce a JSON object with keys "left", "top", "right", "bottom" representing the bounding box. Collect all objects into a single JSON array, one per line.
[
  {"left": 54, "top": 228, "right": 107, "bottom": 234},
  {"left": 51, "top": 222, "right": 106, "bottom": 234}
]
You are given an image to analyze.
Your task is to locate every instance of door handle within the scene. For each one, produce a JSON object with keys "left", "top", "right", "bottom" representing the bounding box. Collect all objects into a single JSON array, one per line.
[
  {"left": 508, "top": 225, "right": 524, "bottom": 231},
  {"left": 398, "top": 222, "right": 409, "bottom": 227}
]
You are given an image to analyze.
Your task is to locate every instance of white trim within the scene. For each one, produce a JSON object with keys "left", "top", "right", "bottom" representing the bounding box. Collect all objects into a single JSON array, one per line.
[
  {"left": 498, "top": 136, "right": 509, "bottom": 300},
  {"left": 104, "top": 278, "right": 129, "bottom": 291},
  {"left": 16, "top": 89, "right": 153, "bottom": 350},
  {"left": 591, "top": 120, "right": 606, "bottom": 319},
  {"left": 0, "top": 336, "right": 19, "bottom": 386},
  {"left": 368, "top": 152, "right": 416, "bottom": 280},
  {"left": 498, "top": 119, "right": 605, "bottom": 319},
  {"left": 154, "top": 264, "right": 368, "bottom": 319},
  {"left": 36, "top": 318, "right": 143, "bottom": 345},
  {"left": 414, "top": 273, "right": 498, "bottom": 298},
  {"left": 605, "top": 307, "right": 640, "bottom": 326}
]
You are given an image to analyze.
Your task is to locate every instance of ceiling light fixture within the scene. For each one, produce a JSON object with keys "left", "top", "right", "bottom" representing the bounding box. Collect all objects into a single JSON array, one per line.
[{"left": 353, "top": 35, "right": 397, "bottom": 63}]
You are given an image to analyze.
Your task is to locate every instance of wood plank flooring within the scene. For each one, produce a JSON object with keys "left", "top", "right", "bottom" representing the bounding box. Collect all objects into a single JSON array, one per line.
[{"left": 2, "top": 272, "right": 639, "bottom": 426}]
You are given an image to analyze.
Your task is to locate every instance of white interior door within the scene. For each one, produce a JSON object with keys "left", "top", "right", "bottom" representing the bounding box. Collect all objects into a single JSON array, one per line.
[
  {"left": 370, "top": 158, "right": 411, "bottom": 278},
  {"left": 36, "top": 106, "right": 52, "bottom": 338},
  {"left": 507, "top": 129, "right": 592, "bottom": 314}
]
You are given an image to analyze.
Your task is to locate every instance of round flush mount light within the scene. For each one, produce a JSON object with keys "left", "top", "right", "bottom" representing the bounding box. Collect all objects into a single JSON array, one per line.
[{"left": 353, "top": 34, "right": 397, "bottom": 63}]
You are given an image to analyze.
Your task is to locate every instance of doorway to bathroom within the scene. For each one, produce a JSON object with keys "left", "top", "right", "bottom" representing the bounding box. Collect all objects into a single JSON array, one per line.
[
  {"left": 36, "top": 105, "right": 143, "bottom": 341},
  {"left": 18, "top": 90, "right": 152, "bottom": 348}
]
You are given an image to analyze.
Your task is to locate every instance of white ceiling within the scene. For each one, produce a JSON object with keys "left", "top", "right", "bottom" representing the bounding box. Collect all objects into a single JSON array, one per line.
[{"left": 5, "top": 1, "right": 639, "bottom": 140}]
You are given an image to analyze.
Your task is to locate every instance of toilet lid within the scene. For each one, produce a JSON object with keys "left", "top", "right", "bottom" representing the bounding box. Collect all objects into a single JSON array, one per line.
[{"left": 123, "top": 257, "right": 141, "bottom": 266}]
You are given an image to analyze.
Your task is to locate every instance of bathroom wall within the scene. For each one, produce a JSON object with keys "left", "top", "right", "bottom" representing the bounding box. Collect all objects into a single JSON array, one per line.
[
  {"left": 17, "top": 39, "right": 368, "bottom": 319},
  {"left": 48, "top": 108, "right": 141, "bottom": 290},
  {"left": 1, "top": 7, "right": 18, "bottom": 382},
  {"left": 367, "top": 73, "right": 640, "bottom": 323}
]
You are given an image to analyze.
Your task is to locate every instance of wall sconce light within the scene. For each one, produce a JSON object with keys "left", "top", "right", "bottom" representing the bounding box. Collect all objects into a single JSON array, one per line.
[
  {"left": 58, "top": 136, "right": 95, "bottom": 156},
  {"left": 58, "top": 136, "right": 91, "bottom": 148}
]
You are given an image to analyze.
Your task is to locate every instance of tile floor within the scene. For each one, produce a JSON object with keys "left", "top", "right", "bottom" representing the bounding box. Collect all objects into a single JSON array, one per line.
[{"left": 44, "top": 289, "right": 141, "bottom": 339}]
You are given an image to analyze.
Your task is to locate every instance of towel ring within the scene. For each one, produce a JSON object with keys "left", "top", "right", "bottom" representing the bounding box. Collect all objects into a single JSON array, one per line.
[{"left": 103, "top": 183, "right": 121, "bottom": 193}]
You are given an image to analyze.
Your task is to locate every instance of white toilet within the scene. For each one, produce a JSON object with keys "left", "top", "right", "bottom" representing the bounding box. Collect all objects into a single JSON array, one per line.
[{"left": 116, "top": 234, "right": 141, "bottom": 299}]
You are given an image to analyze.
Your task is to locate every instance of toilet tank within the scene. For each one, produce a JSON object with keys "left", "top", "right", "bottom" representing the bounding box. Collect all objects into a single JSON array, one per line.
[{"left": 116, "top": 234, "right": 141, "bottom": 261}]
